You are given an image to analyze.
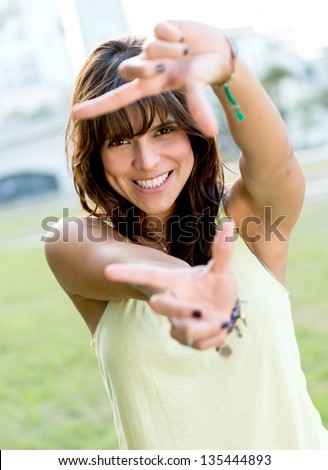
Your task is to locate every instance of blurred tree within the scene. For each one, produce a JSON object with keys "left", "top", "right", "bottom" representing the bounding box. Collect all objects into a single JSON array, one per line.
[
  {"left": 318, "top": 88, "right": 328, "bottom": 108},
  {"left": 0, "top": 0, "right": 19, "bottom": 28},
  {"left": 260, "top": 66, "right": 294, "bottom": 118},
  {"left": 294, "top": 97, "right": 317, "bottom": 129}
]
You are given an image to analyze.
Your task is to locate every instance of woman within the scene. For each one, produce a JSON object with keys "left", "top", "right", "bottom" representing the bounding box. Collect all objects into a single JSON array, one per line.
[{"left": 45, "top": 20, "right": 328, "bottom": 449}]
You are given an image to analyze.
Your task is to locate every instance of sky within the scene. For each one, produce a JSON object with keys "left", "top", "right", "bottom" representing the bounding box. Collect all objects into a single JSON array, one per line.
[{"left": 122, "top": 0, "right": 328, "bottom": 59}]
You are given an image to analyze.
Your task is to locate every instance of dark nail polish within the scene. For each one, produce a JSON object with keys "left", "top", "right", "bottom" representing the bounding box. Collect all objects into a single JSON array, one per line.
[
  {"left": 192, "top": 310, "right": 202, "bottom": 319},
  {"left": 180, "top": 37, "right": 185, "bottom": 43},
  {"left": 156, "top": 63, "right": 165, "bottom": 73},
  {"left": 183, "top": 48, "right": 188, "bottom": 56}
]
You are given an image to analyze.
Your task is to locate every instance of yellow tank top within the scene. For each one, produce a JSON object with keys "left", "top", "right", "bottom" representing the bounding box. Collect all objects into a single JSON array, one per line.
[{"left": 93, "top": 232, "right": 328, "bottom": 450}]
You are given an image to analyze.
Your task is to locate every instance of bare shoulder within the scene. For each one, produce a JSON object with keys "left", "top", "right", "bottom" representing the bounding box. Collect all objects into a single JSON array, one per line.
[
  {"left": 44, "top": 213, "right": 187, "bottom": 304},
  {"left": 43, "top": 215, "right": 123, "bottom": 248},
  {"left": 44, "top": 215, "right": 117, "bottom": 283},
  {"left": 44, "top": 215, "right": 146, "bottom": 301}
]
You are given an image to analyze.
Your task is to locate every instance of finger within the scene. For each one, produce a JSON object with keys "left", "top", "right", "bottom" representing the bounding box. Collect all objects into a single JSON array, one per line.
[
  {"left": 211, "top": 219, "right": 236, "bottom": 274},
  {"left": 185, "top": 82, "right": 218, "bottom": 136},
  {"left": 72, "top": 62, "right": 170, "bottom": 119},
  {"left": 170, "top": 317, "right": 222, "bottom": 342},
  {"left": 105, "top": 263, "right": 175, "bottom": 290},
  {"left": 72, "top": 80, "right": 146, "bottom": 119},
  {"left": 143, "top": 39, "right": 188, "bottom": 59},
  {"left": 118, "top": 57, "right": 168, "bottom": 81},
  {"left": 193, "top": 329, "right": 228, "bottom": 351},
  {"left": 154, "top": 20, "right": 184, "bottom": 42},
  {"left": 149, "top": 292, "right": 204, "bottom": 318}
]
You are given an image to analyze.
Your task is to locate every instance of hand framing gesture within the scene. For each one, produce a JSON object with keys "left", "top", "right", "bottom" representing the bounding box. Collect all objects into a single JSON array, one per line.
[
  {"left": 106, "top": 220, "right": 238, "bottom": 349},
  {"left": 73, "top": 20, "right": 234, "bottom": 136}
]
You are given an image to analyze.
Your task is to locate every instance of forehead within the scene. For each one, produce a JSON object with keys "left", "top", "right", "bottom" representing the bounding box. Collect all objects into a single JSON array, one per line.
[
  {"left": 125, "top": 105, "right": 172, "bottom": 131},
  {"left": 125, "top": 105, "right": 149, "bottom": 131}
]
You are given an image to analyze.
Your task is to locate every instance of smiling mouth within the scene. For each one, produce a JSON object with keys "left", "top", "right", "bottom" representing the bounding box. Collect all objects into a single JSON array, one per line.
[{"left": 133, "top": 171, "right": 172, "bottom": 189}]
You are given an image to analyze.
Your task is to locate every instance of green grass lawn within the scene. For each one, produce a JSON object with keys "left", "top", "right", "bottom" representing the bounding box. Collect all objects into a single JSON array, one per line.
[
  {"left": 287, "top": 197, "right": 328, "bottom": 426},
  {"left": 0, "top": 244, "right": 118, "bottom": 450},
  {"left": 0, "top": 191, "right": 327, "bottom": 449}
]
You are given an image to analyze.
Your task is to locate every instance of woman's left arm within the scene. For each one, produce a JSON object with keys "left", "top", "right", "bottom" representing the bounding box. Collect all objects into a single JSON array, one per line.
[
  {"left": 214, "top": 58, "right": 305, "bottom": 281},
  {"left": 213, "top": 58, "right": 305, "bottom": 230}
]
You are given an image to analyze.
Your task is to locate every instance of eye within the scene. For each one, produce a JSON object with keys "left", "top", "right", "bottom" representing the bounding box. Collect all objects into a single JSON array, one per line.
[
  {"left": 108, "top": 137, "right": 130, "bottom": 147},
  {"left": 155, "top": 126, "right": 176, "bottom": 136}
]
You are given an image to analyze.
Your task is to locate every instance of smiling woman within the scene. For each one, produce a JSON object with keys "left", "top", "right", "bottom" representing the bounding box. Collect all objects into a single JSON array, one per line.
[
  {"left": 44, "top": 19, "right": 328, "bottom": 450},
  {"left": 67, "top": 36, "right": 222, "bottom": 263},
  {"left": 100, "top": 113, "right": 194, "bottom": 222}
]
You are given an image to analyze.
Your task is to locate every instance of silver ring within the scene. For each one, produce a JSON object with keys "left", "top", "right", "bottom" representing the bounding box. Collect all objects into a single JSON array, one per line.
[{"left": 186, "top": 338, "right": 193, "bottom": 347}]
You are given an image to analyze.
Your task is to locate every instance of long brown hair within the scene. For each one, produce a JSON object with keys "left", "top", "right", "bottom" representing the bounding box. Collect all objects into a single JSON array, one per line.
[{"left": 66, "top": 36, "right": 225, "bottom": 266}]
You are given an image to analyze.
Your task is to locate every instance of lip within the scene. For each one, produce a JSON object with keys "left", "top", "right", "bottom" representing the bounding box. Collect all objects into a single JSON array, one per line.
[{"left": 132, "top": 170, "right": 173, "bottom": 193}]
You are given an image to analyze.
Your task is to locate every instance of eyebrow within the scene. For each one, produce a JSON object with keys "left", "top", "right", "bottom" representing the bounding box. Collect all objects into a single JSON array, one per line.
[
  {"left": 103, "top": 118, "right": 178, "bottom": 146},
  {"left": 151, "top": 119, "right": 177, "bottom": 131}
]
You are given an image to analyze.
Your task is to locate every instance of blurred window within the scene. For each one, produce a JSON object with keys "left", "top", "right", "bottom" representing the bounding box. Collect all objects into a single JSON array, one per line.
[{"left": 0, "top": 172, "right": 58, "bottom": 203}]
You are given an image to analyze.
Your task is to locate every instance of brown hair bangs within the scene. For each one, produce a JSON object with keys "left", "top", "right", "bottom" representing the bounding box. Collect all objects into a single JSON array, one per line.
[{"left": 92, "top": 90, "right": 199, "bottom": 151}]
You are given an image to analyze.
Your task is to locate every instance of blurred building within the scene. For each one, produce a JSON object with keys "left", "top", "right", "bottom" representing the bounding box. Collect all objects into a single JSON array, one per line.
[
  {"left": 0, "top": 0, "right": 129, "bottom": 205},
  {"left": 0, "top": 2, "right": 327, "bottom": 205},
  {"left": 74, "top": 0, "right": 129, "bottom": 54},
  {"left": 215, "top": 26, "right": 328, "bottom": 151}
]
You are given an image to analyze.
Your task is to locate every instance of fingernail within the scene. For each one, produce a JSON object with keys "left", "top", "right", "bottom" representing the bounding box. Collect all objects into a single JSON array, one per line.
[
  {"left": 156, "top": 63, "right": 165, "bottom": 73},
  {"left": 183, "top": 48, "right": 188, "bottom": 56},
  {"left": 180, "top": 37, "right": 185, "bottom": 43},
  {"left": 192, "top": 310, "right": 202, "bottom": 319}
]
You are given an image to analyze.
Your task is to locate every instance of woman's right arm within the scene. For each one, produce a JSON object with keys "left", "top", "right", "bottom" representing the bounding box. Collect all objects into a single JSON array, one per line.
[
  {"left": 45, "top": 216, "right": 239, "bottom": 350},
  {"left": 44, "top": 216, "right": 189, "bottom": 302}
]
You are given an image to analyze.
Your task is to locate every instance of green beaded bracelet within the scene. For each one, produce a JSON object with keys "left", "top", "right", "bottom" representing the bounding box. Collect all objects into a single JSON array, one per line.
[
  {"left": 223, "top": 82, "right": 245, "bottom": 122},
  {"left": 212, "top": 36, "right": 245, "bottom": 122}
]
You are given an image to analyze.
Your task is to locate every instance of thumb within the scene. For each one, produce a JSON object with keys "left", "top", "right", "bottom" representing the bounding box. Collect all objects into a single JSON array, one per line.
[
  {"left": 186, "top": 81, "right": 218, "bottom": 136},
  {"left": 211, "top": 218, "right": 236, "bottom": 274}
]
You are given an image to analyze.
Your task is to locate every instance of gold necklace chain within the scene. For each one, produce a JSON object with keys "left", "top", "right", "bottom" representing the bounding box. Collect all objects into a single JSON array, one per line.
[
  {"left": 158, "top": 241, "right": 167, "bottom": 252},
  {"left": 135, "top": 236, "right": 167, "bottom": 253}
]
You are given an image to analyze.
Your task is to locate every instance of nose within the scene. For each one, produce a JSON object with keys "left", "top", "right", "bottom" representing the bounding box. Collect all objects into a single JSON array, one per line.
[{"left": 133, "top": 140, "right": 160, "bottom": 171}]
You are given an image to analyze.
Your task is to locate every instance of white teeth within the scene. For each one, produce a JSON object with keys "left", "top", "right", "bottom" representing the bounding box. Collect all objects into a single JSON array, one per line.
[{"left": 135, "top": 172, "right": 170, "bottom": 189}]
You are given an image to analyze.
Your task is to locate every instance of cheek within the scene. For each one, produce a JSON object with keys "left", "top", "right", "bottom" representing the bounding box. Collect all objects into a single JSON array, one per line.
[
  {"left": 101, "top": 152, "right": 128, "bottom": 178},
  {"left": 170, "top": 137, "right": 194, "bottom": 165}
]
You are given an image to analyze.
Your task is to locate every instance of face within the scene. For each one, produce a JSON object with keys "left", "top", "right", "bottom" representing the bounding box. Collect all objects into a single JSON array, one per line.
[{"left": 100, "top": 109, "right": 194, "bottom": 222}]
